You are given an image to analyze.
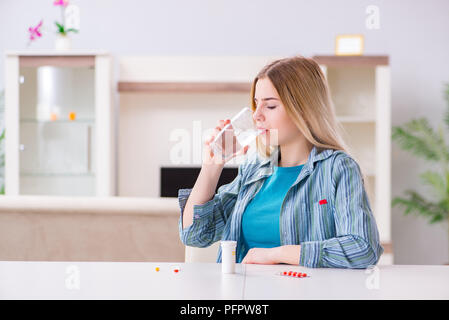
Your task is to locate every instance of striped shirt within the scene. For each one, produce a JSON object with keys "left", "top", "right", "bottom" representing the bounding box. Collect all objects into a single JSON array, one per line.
[{"left": 178, "top": 145, "right": 384, "bottom": 269}]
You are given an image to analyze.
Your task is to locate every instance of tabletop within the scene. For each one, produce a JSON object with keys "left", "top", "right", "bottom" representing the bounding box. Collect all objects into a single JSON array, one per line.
[{"left": 0, "top": 261, "right": 448, "bottom": 300}]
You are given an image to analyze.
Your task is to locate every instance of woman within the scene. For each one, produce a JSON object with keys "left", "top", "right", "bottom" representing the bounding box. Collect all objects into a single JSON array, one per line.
[{"left": 178, "top": 55, "right": 384, "bottom": 269}]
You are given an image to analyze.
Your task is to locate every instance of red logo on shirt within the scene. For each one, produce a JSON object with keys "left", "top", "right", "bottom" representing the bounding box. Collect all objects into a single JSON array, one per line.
[{"left": 319, "top": 199, "right": 327, "bottom": 205}]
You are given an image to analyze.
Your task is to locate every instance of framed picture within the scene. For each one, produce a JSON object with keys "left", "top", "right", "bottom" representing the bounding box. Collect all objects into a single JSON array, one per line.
[{"left": 335, "top": 34, "right": 364, "bottom": 56}]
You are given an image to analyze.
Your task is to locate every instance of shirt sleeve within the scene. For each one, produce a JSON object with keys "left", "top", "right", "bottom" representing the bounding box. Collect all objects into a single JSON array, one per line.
[
  {"left": 178, "top": 165, "right": 243, "bottom": 248},
  {"left": 299, "top": 155, "right": 384, "bottom": 269}
]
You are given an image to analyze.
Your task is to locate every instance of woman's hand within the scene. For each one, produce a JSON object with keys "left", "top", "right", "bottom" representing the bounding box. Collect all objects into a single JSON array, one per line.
[
  {"left": 241, "top": 248, "right": 281, "bottom": 265},
  {"left": 241, "top": 245, "right": 301, "bottom": 265},
  {"left": 203, "top": 119, "right": 249, "bottom": 166}
]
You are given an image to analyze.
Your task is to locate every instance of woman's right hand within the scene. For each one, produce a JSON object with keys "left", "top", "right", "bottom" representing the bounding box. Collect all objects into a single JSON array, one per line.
[{"left": 203, "top": 119, "right": 249, "bottom": 167}]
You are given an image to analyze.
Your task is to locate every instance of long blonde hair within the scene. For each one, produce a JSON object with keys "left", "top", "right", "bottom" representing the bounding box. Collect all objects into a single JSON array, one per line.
[{"left": 250, "top": 55, "right": 349, "bottom": 159}]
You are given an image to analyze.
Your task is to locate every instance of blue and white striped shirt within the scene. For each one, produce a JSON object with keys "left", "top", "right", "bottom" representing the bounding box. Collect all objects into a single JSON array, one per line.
[{"left": 178, "top": 146, "right": 384, "bottom": 269}]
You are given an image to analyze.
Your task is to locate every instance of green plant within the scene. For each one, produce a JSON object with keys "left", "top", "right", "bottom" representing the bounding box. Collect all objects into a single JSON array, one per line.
[
  {"left": 55, "top": 21, "right": 78, "bottom": 36},
  {"left": 27, "top": 1, "right": 79, "bottom": 46},
  {"left": 392, "top": 83, "right": 449, "bottom": 228},
  {"left": 54, "top": 1, "right": 78, "bottom": 36}
]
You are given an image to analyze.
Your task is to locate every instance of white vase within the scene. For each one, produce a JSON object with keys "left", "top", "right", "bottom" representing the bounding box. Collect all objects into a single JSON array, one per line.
[{"left": 54, "top": 34, "right": 72, "bottom": 51}]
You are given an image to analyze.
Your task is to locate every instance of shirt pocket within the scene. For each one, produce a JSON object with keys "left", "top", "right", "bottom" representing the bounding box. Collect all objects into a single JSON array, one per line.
[{"left": 301, "top": 201, "right": 336, "bottom": 241}]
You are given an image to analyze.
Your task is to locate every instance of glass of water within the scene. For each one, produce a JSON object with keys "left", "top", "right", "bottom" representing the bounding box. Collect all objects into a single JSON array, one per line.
[{"left": 211, "top": 107, "right": 264, "bottom": 160}]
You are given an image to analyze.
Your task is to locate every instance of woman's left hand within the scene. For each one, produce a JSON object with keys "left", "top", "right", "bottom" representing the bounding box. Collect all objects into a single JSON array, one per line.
[{"left": 241, "top": 248, "right": 280, "bottom": 264}]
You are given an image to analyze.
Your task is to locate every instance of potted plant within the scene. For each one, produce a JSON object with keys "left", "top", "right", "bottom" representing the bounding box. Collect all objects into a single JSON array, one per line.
[
  {"left": 54, "top": 0, "right": 78, "bottom": 50},
  {"left": 27, "top": 0, "right": 79, "bottom": 50},
  {"left": 392, "top": 83, "right": 449, "bottom": 264}
]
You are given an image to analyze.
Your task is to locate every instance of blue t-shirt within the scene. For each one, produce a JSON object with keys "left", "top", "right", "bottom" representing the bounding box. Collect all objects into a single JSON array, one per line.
[{"left": 241, "top": 164, "right": 304, "bottom": 255}]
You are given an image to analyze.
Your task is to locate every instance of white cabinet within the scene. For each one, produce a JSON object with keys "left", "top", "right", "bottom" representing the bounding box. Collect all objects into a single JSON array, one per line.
[
  {"left": 4, "top": 51, "right": 115, "bottom": 196},
  {"left": 314, "top": 55, "right": 392, "bottom": 264}
]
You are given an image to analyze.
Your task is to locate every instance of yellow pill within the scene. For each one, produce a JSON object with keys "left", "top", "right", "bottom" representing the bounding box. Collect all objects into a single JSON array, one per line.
[{"left": 155, "top": 267, "right": 160, "bottom": 272}]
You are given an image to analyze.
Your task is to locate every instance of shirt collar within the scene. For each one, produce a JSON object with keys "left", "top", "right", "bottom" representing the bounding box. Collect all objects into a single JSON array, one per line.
[{"left": 243, "top": 145, "right": 335, "bottom": 186}]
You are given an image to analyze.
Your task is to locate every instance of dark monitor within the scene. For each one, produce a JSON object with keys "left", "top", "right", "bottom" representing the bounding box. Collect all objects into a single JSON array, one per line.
[{"left": 160, "top": 167, "right": 239, "bottom": 197}]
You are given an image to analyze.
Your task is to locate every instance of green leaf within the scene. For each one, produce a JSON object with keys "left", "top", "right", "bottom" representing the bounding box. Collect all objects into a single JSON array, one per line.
[
  {"left": 407, "top": 118, "right": 449, "bottom": 161},
  {"left": 443, "top": 83, "right": 449, "bottom": 131},
  {"left": 419, "top": 170, "right": 447, "bottom": 199},
  {"left": 392, "top": 125, "right": 439, "bottom": 161},
  {"left": 392, "top": 190, "right": 448, "bottom": 224},
  {"left": 430, "top": 213, "right": 444, "bottom": 223},
  {"left": 55, "top": 21, "right": 65, "bottom": 33},
  {"left": 392, "top": 117, "right": 449, "bottom": 162}
]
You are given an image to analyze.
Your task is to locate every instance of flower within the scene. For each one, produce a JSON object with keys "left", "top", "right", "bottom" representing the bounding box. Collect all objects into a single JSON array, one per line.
[
  {"left": 26, "top": 1, "right": 78, "bottom": 46},
  {"left": 53, "top": 0, "right": 69, "bottom": 7},
  {"left": 28, "top": 20, "right": 43, "bottom": 41},
  {"left": 54, "top": 0, "right": 78, "bottom": 36}
]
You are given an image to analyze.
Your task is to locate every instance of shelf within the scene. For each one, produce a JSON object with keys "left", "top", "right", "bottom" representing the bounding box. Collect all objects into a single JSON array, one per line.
[
  {"left": 20, "top": 172, "right": 95, "bottom": 177},
  {"left": 20, "top": 119, "right": 95, "bottom": 124},
  {"left": 117, "top": 81, "right": 252, "bottom": 93},
  {"left": 19, "top": 56, "right": 96, "bottom": 68},
  {"left": 327, "top": 66, "right": 376, "bottom": 119},
  {"left": 6, "top": 51, "right": 109, "bottom": 68},
  {"left": 337, "top": 116, "right": 375, "bottom": 123},
  {"left": 7, "top": 50, "right": 109, "bottom": 56},
  {"left": 313, "top": 55, "right": 389, "bottom": 66},
  {"left": 6, "top": 52, "right": 114, "bottom": 196}
]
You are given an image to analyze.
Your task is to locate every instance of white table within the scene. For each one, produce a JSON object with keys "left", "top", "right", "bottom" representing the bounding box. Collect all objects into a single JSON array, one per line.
[{"left": 0, "top": 261, "right": 448, "bottom": 300}]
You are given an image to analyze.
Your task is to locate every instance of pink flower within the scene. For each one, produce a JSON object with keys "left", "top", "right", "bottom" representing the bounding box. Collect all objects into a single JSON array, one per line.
[
  {"left": 53, "top": 0, "right": 69, "bottom": 7},
  {"left": 28, "top": 20, "right": 43, "bottom": 41}
]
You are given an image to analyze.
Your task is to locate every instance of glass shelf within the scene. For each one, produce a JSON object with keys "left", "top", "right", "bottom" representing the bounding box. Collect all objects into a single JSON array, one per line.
[{"left": 18, "top": 64, "right": 96, "bottom": 196}]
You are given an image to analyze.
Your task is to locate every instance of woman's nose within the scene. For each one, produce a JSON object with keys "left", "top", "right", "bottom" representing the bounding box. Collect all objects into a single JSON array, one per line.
[{"left": 253, "top": 106, "right": 264, "bottom": 122}]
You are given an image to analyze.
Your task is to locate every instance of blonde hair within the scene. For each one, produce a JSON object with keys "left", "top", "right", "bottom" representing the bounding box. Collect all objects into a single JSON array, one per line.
[{"left": 250, "top": 55, "right": 350, "bottom": 159}]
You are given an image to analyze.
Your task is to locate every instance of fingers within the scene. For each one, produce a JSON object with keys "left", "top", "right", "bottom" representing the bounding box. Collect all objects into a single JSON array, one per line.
[
  {"left": 232, "top": 145, "right": 250, "bottom": 158},
  {"left": 236, "top": 145, "right": 249, "bottom": 157},
  {"left": 208, "top": 119, "right": 231, "bottom": 142},
  {"left": 205, "top": 135, "right": 214, "bottom": 146},
  {"left": 206, "top": 119, "right": 232, "bottom": 148},
  {"left": 204, "top": 119, "right": 238, "bottom": 165}
]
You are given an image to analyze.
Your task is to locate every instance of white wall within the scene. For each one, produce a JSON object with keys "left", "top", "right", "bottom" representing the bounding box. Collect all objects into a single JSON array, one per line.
[
  {"left": 118, "top": 92, "right": 249, "bottom": 197},
  {"left": 1, "top": 0, "right": 449, "bottom": 265}
]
